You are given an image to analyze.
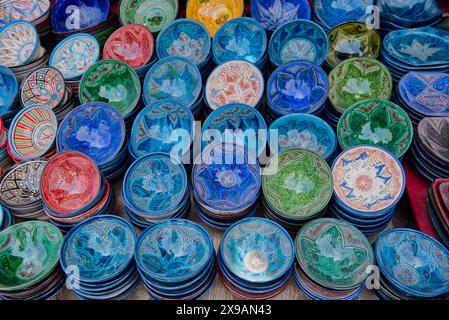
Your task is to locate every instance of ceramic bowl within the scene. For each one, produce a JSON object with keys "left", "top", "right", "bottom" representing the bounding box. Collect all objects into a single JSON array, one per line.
[
  {"left": 269, "top": 19, "right": 328, "bottom": 67},
  {"left": 0, "top": 20, "right": 39, "bottom": 67},
  {"left": 379, "top": 0, "right": 442, "bottom": 27},
  {"left": 0, "top": 66, "right": 18, "bottom": 114},
  {"left": 417, "top": 117, "right": 449, "bottom": 166},
  {"left": 0, "top": 0, "right": 50, "bottom": 27}
]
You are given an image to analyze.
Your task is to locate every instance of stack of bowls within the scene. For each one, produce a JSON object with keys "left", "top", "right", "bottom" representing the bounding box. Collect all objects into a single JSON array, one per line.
[
  {"left": 265, "top": 60, "right": 328, "bottom": 121},
  {"left": 213, "top": 18, "right": 267, "bottom": 70},
  {"left": 49, "top": 33, "right": 101, "bottom": 96},
  {"left": 122, "top": 153, "right": 190, "bottom": 229},
  {"left": 40, "top": 151, "right": 114, "bottom": 232},
  {"left": 427, "top": 178, "right": 449, "bottom": 247},
  {"left": 374, "top": 228, "right": 449, "bottom": 300},
  {"left": 336, "top": 99, "right": 413, "bottom": 161},
  {"left": 205, "top": 60, "right": 264, "bottom": 113},
  {"left": 0, "top": 158, "right": 48, "bottom": 220},
  {"left": 0, "top": 205, "right": 13, "bottom": 232},
  {"left": 380, "top": 28, "right": 449, "bottom": 82},
  {"left": 412, "top": 117, "right": 449, "bottom": 181},
  {"left": 57, "top": 102, "right": 129, "bottom": 181},
  {"left": 262, "top": 149, "right": 332, "bottom": 232},
  {"left": 0, "top": 117, "right": 11, "bottom": 168},
  {"left": 192, "top": 143, "right": 261, "bottom": 230},
  {"left": 143, "top": 57, "right": 203, "bottom": 117},
  {"left": 60, "top": 216, "right": 139, "bottom": 300},
  {"left": 293, "top": 218, "right": 373, "bottom": 300},
  {"left": 136, "top": 219, "right": 216, "bottom": 300},
  {"left": 330, "top": 145, "right": 406, "bottom": 236},
  {"left": 0, "top": 66, "right": 20, "bottom": 126},
  {"left": 7, "top": 105, "right": 57, "bottom": 163},
  {"left": 218, "top": 218, "right": 294, "bottom": 299},
  {"left": 394, "top": 72, "right": 449, "bottom": 125},
  {"left": 0, "top": 221, "right": 64, "bottom": 300},
  {"left": 157, "top": 19, "right": 212, "bottom": 76}
]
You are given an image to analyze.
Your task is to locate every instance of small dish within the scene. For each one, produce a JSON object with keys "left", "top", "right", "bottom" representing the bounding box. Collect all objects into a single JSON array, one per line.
[
  {"left": 0, "top": 20, "right": 39, "bottom": 67},
  {"left": 0, "top": 66, "right": 19, "bottom": 114}
]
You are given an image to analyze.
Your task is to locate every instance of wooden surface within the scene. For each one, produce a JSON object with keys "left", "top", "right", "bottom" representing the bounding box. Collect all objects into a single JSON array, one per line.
[{"left": 54, "top": 178, "right": 416, "bottom": 300}]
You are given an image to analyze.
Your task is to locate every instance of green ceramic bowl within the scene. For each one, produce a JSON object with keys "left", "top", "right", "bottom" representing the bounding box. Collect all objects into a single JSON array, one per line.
[
  {"left": 0, "top": 221, "right": 63, "bottom": 292},
  {"left": 337, "top": 99, "right": 413, "bottom": 158}
]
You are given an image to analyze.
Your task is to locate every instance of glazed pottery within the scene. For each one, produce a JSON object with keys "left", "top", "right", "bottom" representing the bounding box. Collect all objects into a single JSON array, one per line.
[
  {"left": 0, "top": 20, "right": 39, "bottom": 67},
  {"left": 417, "top": 117, "right": 449, "bottom": 165},
  {"left": 0, "top": 0, "right": 50, "bottom": 26},
  {"left": 51, "top": 0, "right": 109, "bottom": 32},
  {"left": 0, "top": 66, "right": 19, "bottom": 114}
]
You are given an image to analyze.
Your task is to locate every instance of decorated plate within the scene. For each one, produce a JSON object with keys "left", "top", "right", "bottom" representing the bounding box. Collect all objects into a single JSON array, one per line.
[
  {"left": 51, "top": 0, "right": 109, "bottom": 32},
  {"left": 399, "top": 72, "right": 449, "bottom": 116},
  {"left": 186, "top": 0, "right": 243, "bottom": 37},
  {"left": 266, "top": 60, "right": 328, "bottom": 115},
  {"left": 295, "top": 218, "right": 374, "bottom": 290},
  {"left": 268, "top": 114, "right": 336, "bottom": 160},
  {"left": 0, "top": 20, "right": 38, "bottom": 67},
  {"left": 156, "top": 18, "right": 210, "bottom": 67},
  {"left": 378, "top": 0, "right": 442, "bottom": 26},
  {"left": 0, "top": 159, "right": 47, "bottom": 208},
  {"left": 0, "top": 221, "right": 63, "bottom": 291},
  {"left": 143, "top": 56, "right": 201, "bottom": 108},
  {"left": 40, "top": 151, "right": 102, "bottom": 214},
  {"left": 328, "top": 58, "right": 392, "bottom": 113},
  {"left": 123, "top": 153, "right": 187, "bottom": 215},
  {"left": 332, "top": 145, "right": 405, "bottom": 213},
  {"left": 130, "top": 99, "right": 194, "bottom": 159},
  {"left": 49, "top": 33, "right": 100, "bottom": 80},
  {"left": 337, "top": 99, "right": 413, "bottom": 158},
  {"left": 250, "top": 0, "right": 311, "bottom": 31},
  {"left": 205, "top": 60, "right": 264, "bottom": 111},
  {"left": 61, "top": 216, "right": 136, "bottom": 283},
  {"left": 8, "top": 105, "right": 57, "bottom": 160},
  {"left": 20, "top": 67, "right": 66, "bottom": 109},
  {"left": 326, "top": 22, "right": 381, "bottom": 68},
  {"left": 192, "top": 143, "right": 261, "bottom": 213},
  {"left": 57, "top": 102, "right": 126, "bottom": 166},
  {"left": 0, "top": 66, "right": 18, "bottom": 114},
  {"left": 220, "top": 218, "right": 294, "bottom": 283},
  {"left": 212, "top": 17, "right": 267, "bottom": 65},
  {"left": 375, "top": 228, "right": 449, "bottom": 298},
  {"left": 103, "top": 24, "right": 154, "bottom": 69},
  {"left": 79, "top": 59, "right": 141, "bottom": 117},
  {"left": 0, "top": 0, "right": 50, "bottom": 26},
  {"left": 269, "top": 19, "right": 328, "bottom": 67},
  {"left": 202, "top": 104, "right": 267, "bottom": 158},
  {"left": 417, "top": 117, "right": 449, "bottom": 165},
  {"left": 262, "top": 149, "right": 332, "bottom": 219},
  {"left": 136, "top": 219, "right": 213, "bottom": 282}
]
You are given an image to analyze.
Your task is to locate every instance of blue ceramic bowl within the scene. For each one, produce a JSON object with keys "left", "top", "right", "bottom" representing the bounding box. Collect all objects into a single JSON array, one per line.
[
  {"left": 212, "top": 17, "right": 267, "bottom": 66},
  {"left": 268, "top": 113, "right": 336, "bottom": 160},
  {"left": 143, "top": 56, "right": 202, "bottom": 108},
  {"left": 0, "top": 66, "right": 18, "bottom": 116},
  {"left": 250, "top": 0, "right": 311, "bottom": 31},
  {"left": 375, "top": 228, "right": 449, "bottom": 298},
  {"left": 379, "top": 0, "right": 442, "bottom": 27},
  {"left": 60, "top": 215, "right": 137, "bottom": 284},
  {"left": 51, "top": 0, "right": 110, "bottom": 32},
  {"left": 269, "top": 19, "right": 328, "bottom": 67},
  {"left": 266, "top": 60, "right": 328, "bottom": 116},
  {"left": 156, "top": 18, "right": 211, "bottom": 68},
  {"left": 220, "top": 217, "right": 294, "bottom": 284},
  {"left": 135, "top": 219, "right": 214, "bottom": 283},
  {"left": 130, "top": 99, "right": 194, "bottom": 160}
]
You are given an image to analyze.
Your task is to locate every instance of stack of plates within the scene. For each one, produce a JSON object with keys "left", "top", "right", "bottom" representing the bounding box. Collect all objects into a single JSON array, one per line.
[
  {"left": 293, "top": 218, "right": 373, "bottom": 300},
  {"left": 427, "top": 178, "right": 449, "bottom": 247},
  {"left": 122, "top": 153, "right": 190, "bottom": 229},
  {"left": 57, "top": 102, "right": 129, "bottom": 181},
  {"left": 60, "top": 216, "right": 139, "bottom": 300},
  {"left": 330, "top": 145, "right": 406, "bottom": 236},
  {"left": 143, "top": 57, "right": 203, "bottom": 117},
  {"left": 192, "top": 143, "right": 261, "bottom": 230},
  {"left": 0, "top": 65, "right": 20, "bottom": 126},
  {"left": 40, "top": 151, "right": 114, "bottom": 232},
  {"left": 136, "top": 219, "right": 216, "bottom": 300},
  {"left": 336, "top": 99, "right": 413, "bottom": 161},
  {"left": 394, "top": 72, "right": 449, "bottom": 125},
  {"left": 213, "top": 18, "right": 267, "bottom": 69},
  {"left": 0, "top": 205, "right": 13, "bottom": 232},
  {"left": 0, "top": 117, "right": 11, "bottom": 168},
  {"left": 0, "top": 158, "right": 48, "bottom": 220},
  {"left": 412, "top": 117, "right": 449, "bottom": 181},
  {"left": 380, "top": 28, "right": 449, "bottom": 82},
  {"left": 218, "top": 218, "right": 294, "bottom": 299},
  {"left": 205, "top": 60, "right": 264, "bottom": 113},
  {"left": 0, "top": 221, "right": 64, "bottom": 300},
  {"left": 262, "top": 149, "right": 332, "bottom": 232},
  {"left": 7, "top": 105, "right": 57, "bottom": 163},
  {"left": 374, "top": 228, "right": 449, "bottom": 300},
  {"left": 265, "top": 60, "right": 328, "bottom": 121},
  {"left": 49, "top": 33, "right": 101, "bottom": 96}
]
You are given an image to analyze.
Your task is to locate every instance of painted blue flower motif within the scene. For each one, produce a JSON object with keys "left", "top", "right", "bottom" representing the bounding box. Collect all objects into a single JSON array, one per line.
[
  {"left": 0, "top": 66, "right": 18, "bottom": 115},
  {"left": 314, "top": 0, "right": 374, "bottom": 29}
]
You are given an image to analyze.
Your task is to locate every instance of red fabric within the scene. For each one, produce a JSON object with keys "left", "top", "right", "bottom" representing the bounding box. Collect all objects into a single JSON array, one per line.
[{"left": 440, "top": 0, "right": 449, "bottom": 13}]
